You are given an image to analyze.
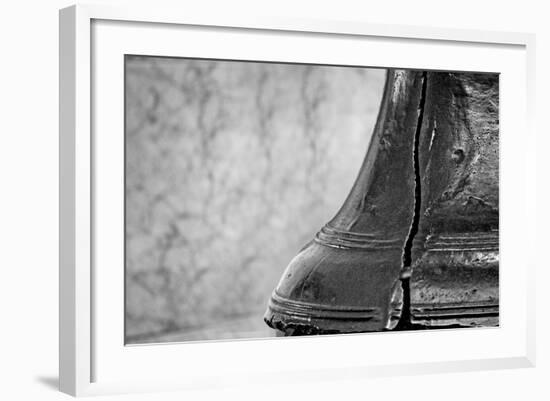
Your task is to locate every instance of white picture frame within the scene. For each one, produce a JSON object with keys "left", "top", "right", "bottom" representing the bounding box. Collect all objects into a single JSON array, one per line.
[{"left": 59, "top": 3, "right": 536, "bottom": 397}]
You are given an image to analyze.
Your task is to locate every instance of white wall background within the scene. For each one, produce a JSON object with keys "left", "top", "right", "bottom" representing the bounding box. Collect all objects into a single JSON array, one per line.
[{"left": 0, "top": 0, "right": 547, "bottom": 400}]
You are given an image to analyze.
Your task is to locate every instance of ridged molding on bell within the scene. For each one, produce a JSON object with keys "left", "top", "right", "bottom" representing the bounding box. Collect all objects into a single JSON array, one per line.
[
  {"left": 410, "top": 72, "right": 499, "bottom": 327},
  {"left": 264, "top": 70, "right": 425, "bottom": 335}
]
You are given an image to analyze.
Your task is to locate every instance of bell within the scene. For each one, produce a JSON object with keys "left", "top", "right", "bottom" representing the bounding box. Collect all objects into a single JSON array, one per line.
[
  {"left": 264, "top": 70, "right": 425, "bottom": 335},
  {"left": 408, "top": 72, "right": 499, "bottom": 328},
  {"left": 264, "top": 68, "right": 500, "bottom": 335}
]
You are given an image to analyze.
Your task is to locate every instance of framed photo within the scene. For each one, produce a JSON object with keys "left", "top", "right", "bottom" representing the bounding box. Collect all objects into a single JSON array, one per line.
[{"left": 59, "top": 4, "right": 536, "bottom": 397}]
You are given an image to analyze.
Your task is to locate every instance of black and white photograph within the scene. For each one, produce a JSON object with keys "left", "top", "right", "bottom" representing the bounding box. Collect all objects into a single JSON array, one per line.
[{"left": 124, "top": 56, "right": 499, "bottom": 344}]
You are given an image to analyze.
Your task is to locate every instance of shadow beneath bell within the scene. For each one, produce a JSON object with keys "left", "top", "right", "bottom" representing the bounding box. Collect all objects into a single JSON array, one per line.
[{"left": 35, "top": 376, "right": 58, "bottom": 391}]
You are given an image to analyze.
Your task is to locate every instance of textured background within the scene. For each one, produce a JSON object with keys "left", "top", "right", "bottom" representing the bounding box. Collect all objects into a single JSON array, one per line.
[{"left": 124, "top": 56, "right": 386, "bottom": 343}]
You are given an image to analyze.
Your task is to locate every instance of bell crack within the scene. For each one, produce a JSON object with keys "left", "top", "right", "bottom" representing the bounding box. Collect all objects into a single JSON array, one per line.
[{"left": 395, "top": 71, "right": 428, "bottom": 330}]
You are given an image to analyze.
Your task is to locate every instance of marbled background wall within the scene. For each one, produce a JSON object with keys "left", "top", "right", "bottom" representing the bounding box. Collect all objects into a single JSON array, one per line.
[{"left": 125, "top": 56, "right": 386, "bottom": 343}]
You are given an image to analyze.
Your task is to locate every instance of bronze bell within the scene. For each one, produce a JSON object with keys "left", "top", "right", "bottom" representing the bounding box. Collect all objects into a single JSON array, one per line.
[
  {"left": 264, "top": 70, "right": 425, "bottom": 334},
  {"left": 264, "top": 68, "right": 499, "bottom": 335},
  {"left": 408, "top": 72, "right": 499, "bottom": 328}
]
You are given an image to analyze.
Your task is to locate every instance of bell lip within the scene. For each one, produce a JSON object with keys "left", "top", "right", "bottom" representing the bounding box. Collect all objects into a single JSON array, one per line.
[
  {"left": 411, "top": 300, "right": 499, "bottom": 316},
  {"left": 267, "top": 292, "right": 384, "bottom": 321},
  {"left": 410, "top": 316, "right": 499, "bottom": 328},
  {"left": 263, "top": 292, "right": 398, "bottom": 334},
  {"left": 410, "top": 301, "right": 499, "bottom": 326}
]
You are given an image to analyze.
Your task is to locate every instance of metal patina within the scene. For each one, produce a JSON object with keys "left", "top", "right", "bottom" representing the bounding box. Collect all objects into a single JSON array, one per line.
[
  {"left": 409, "top": 72, "right": 499, "bottom": 328},
  {"left": 264, "top": 70, "right": 424, "bottom": 334},
  {"left": 264, "top": 69, "right": 499, "bottom": 335}
]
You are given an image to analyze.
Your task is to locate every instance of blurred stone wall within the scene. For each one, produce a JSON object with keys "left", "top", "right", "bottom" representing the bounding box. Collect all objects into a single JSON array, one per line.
[{"left": 125, "top": 56, "right": 385, "bottom": 342}]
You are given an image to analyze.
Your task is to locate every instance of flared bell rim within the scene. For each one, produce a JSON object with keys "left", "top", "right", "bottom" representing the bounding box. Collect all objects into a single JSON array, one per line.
[
  {"left": 410, "top": 301, "right": 499, "bottom": 327},
  {"left": 264, "top": 291, "right": 403, "bottom": 334}
]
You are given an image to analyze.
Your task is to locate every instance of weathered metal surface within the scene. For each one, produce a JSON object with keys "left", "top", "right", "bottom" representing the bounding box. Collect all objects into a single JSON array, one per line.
[
  {"left": 410, "top": 72, "right": 499, "bottom": 327},
  {"left": 264, "top": 70, "right": 424, "bottom": 334},
  {"left": 264, "top": 69, "right": 499, "bottom": 335}
]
